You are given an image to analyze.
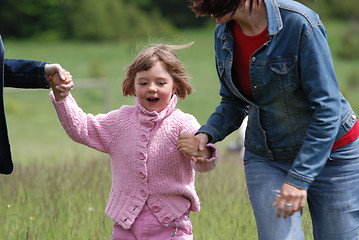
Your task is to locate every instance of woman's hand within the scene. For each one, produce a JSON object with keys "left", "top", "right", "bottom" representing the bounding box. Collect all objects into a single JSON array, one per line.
[
  {"left": 272, "top": 183, "right": 307, "bottom": 218},
  {"left": 195, "top": 132, "right": 209, "bottom": 151}
]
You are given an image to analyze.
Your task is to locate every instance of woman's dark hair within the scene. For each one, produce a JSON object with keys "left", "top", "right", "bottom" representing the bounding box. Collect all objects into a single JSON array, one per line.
[{"left": 189, "top": 0, "right": 258, "bottom": 18}]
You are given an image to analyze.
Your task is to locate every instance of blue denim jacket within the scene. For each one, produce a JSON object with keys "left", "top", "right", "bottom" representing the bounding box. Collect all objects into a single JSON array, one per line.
[{"left": 198, "top": 0, "right": 358, "bottom": 189}]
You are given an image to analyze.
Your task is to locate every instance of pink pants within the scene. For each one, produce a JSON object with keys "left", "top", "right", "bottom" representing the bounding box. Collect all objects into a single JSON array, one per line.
[{"left": 111, "top": 204, "right": 193, "bottom": 240}]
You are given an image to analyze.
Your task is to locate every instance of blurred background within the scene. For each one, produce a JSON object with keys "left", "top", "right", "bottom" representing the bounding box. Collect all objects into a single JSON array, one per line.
[
  {"left": 1, "top": 0, "right": 358, "bottom": 160},
  {"left": 1, "top": 0, "right": 358, "bottom": 43},
  {"left": 0, "top": 0, "right": 358, "bottom": 239}
]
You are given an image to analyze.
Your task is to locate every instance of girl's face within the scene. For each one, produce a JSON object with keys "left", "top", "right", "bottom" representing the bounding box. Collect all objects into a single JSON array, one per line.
[{"left": 134, "top": 61, "right": 176, "bottom": 113}]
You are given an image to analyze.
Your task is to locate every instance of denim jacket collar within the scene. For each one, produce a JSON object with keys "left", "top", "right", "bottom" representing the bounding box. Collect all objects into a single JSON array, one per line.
[
  {"left": 217, "top": 0, "right": 282, "bottom": 40},
  {"left": 265, "top": 0, "right": 283, "bottom": 35}
]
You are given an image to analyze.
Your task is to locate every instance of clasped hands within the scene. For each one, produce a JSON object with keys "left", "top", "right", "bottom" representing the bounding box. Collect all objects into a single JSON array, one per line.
[
  {"left": 45, "top": 64, "right": 73, "bottom": 101},
  {"left": 177, "top": 132, "right": 210, "bottom": 162}
]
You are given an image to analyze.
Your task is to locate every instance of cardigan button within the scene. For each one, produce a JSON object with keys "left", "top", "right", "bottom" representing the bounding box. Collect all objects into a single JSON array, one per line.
[
  {"left": 163, "top": 217, "right": 171, "bottom": 225},
  {"left": 152, "top": 206, "right": 161, "bottom": 212},
  {"left": 251, "top": 56, "right": 256, "bottom": 63},
  {"left": 140, "top": 190, "right": 147, "bottom": 197},
  {"left": 140, "top": 134, "right": 148, "bottom": 142},
  {"left": 138, "top": 171, "right": 146, "bottom": 179},
  {"left": 138, "top": 152, "right": 146, "bottom": 160},
  {"left": 144, "top": 121, "right": 154, "bottom": 128}
]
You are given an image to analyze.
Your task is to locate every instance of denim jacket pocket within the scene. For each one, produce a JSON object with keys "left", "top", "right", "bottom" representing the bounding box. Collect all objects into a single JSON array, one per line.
[
  {"left": 269, "top": 57, "right": 296, "bottom": 75},
  {"left": 268, "top": 57, "right": 300, "bottom": 98}
]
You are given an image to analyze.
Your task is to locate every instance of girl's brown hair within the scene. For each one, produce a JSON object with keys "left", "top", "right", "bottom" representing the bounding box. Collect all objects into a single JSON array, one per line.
[
  {"left": 122, "top": 43, "right": 193, "bottom": 100},
  {"left": 190, "top": 0, "right": 258, "bottom": 18}
]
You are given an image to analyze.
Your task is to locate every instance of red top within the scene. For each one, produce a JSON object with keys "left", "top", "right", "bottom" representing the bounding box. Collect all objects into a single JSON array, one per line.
[
  {"left": 233, "top": 22, "right": 269, "bottom": 99},
  {"left": 232, "top": 22, "right": 359, "bottom": 149}
]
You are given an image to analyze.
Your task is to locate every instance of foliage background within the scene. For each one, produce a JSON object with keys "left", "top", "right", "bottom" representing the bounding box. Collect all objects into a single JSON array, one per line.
[
  {"left": 1, "top": 0, "right": 358, "bottom": 57},
  {"left": 0, "top": 1, "right": 356, "bottom": 38}
]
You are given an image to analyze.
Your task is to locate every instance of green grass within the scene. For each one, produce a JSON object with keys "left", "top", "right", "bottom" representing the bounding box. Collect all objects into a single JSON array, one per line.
[
  {"left": 0, "top": 21, "right": 358, "bottom": 239},
  {"left": 0, "top": 152, "right": 315, "bottom": 239},
  {"left": 0, "top": 158, "right": 113, "bottom": 239}
]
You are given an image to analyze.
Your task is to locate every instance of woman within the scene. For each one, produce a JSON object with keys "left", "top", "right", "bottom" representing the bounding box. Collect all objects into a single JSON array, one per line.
[{"left": 189, "top": 0, "right": 359, "bottom": 239}]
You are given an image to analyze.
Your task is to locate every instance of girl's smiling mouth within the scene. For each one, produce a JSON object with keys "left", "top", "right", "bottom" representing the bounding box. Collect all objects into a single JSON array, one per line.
[{"left": 147, "top": 97, "right": 159, "bottom": 102}]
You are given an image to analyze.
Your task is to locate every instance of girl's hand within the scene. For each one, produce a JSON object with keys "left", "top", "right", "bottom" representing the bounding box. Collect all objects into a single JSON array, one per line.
[
  {"left": 177, "top": 132, "right": 211, "bottom": 161},
  {"left": 50, "top": 70, "right": 73, "bottom": 101},
  {"left": 46, "top": 65, "right": 73, "bottom": 94}
]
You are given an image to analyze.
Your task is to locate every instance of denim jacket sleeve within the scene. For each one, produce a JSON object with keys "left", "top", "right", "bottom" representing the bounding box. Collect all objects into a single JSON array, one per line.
[
  {"left": 4, "top": 59, "right": 49, "bottom": 89},
  {"left": 285, "top": 24, "right": 341, "bottom": 190}
]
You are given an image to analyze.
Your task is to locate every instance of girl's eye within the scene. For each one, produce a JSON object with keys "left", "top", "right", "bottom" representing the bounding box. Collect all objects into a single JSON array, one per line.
[
  {"left": 139, "top": 82, "right": 147, "bottom": 86},
  {"left": 158, "top": 82, "right": 166, "bottom": 86}
]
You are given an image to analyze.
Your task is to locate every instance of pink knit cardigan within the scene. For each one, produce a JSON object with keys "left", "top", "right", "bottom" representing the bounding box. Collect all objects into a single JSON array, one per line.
[{"left": 50, "top": 93, "right": 218, "bottom": 229}]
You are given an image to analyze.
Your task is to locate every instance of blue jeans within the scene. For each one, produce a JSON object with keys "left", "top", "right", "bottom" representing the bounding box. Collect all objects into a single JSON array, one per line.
[{"left": 244, "top": 138, "right": 359, "bottom": 240}]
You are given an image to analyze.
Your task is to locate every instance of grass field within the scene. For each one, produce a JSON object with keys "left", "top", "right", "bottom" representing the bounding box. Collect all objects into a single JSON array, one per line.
[
  {"left": 0, "top": 20, "right": 358, "bottom": 239},
  {"left": 0, "top": 152, "right": 315, "bottom": 240}
]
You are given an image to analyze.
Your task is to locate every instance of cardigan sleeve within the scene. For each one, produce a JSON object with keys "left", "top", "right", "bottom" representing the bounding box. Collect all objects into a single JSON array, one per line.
[
  {"left": 50, "top": 92, "right": 119, "bottom": 153},
  {"left": 191, "top": 143, "right": 219, "bottom": 172}
]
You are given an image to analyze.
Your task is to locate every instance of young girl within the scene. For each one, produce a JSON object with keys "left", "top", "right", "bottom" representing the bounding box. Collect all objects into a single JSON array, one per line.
[{"left": 49, "top": 44, "right": 218, "bottom": 240}]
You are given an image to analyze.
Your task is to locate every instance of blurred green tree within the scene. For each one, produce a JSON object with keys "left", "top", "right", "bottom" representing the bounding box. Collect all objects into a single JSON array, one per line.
[
  {"left": 0, "top": 0, "right": 64, "bottom": 39},
  {"left": 138, "top": 0, "right": 209, "bottom": 28},
  {"left": 62, "top": 0, "right": 175, "bottom": 41},
  {"left": 0, "top": 0, "right": 175, "bottom": 41},
  {"left": 338, "top": 20, "right": 359, "bottom": 59},
  {"left": 298, "top": 0, "right": 358, "bottom": 20},
  {"left": 1, "top": 0, "right": 357, "bottom": 41}
]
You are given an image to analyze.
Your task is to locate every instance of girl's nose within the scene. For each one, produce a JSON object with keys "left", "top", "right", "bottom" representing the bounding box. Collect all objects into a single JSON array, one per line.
[{"left": 148, "top": 83, "right": 157, "bottom": 92}]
